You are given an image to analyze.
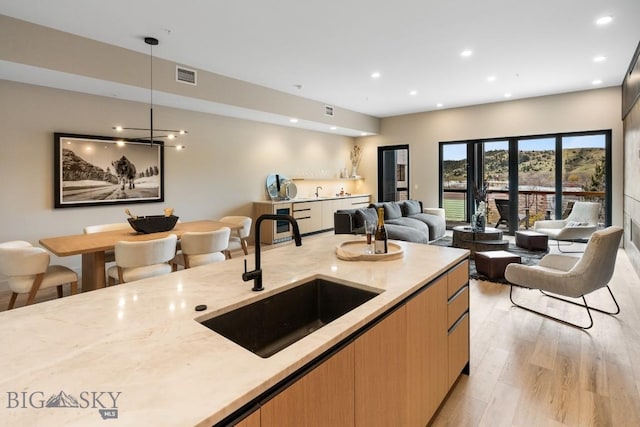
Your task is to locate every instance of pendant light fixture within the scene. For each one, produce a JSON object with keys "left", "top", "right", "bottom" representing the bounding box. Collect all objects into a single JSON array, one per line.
[{"left": 113, "top": 36, "right": 187, "bottom": 149}]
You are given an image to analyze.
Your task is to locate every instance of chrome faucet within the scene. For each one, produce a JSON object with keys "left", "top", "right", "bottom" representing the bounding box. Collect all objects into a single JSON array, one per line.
[
  {"left": 242, "top": 214, "right": 302, "bottom": 291},
  {"left": 315, "top": 186, "right": 323, "bottom": 198}
]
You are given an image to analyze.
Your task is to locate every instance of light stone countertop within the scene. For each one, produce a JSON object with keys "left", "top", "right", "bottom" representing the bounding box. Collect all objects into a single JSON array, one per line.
[
  {"left": 0, "top": 234, "right": 468, "bottom": 426},
  {"left": 254, "top": 193, "right": 370, "bottom": 204}
]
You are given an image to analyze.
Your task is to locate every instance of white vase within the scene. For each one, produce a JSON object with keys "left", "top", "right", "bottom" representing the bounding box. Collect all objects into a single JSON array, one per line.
[{"left": 351, "top": 165, "right": 359, "bottom": 178}]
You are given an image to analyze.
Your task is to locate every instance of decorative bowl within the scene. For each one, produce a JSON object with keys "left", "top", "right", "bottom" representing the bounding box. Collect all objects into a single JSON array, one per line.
[{"left": 128, "top": 215, "right": 179, "bottom": 234}]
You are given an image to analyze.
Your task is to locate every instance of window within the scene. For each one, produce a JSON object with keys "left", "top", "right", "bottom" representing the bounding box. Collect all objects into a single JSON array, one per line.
[{"left": 439, "top": 130, "right": 611, "bottom": 233}]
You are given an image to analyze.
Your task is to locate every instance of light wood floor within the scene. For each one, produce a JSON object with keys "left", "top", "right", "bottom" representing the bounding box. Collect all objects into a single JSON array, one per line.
[
  {"left": 2, "top": 238, "right": 639, "bottom": 426},
  {"left": 432, "top": 246, "right": 640, "bottom": 427}
]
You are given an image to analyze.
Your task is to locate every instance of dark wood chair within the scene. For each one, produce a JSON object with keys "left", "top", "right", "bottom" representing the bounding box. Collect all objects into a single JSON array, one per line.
[{"left": 494, "top": 199, "right": 526, "bottom": 228}]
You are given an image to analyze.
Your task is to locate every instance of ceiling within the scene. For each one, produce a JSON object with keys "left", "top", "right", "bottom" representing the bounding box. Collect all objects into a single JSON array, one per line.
[{"left": 1, "top": 0, "right": 640, "bottom": 121}]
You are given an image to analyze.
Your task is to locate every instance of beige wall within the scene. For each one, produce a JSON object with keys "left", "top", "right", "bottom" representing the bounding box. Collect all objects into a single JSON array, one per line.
[
  {"left": 0, "top": 80, "right": 357, "bottom": 275},
  {"left": 0, "top": 79, "right": 626, "bottom": 287},
  {"left": 357, "top": 87, "right": 624, "bottom": 228},
  {"left": 0, "top": 15, "right": 379, "bottom": 135}
]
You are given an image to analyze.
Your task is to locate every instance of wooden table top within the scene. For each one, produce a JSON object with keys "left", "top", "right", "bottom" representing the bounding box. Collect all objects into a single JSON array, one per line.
[{"left": 39, "top": 220, "right": 240, "bottom": 257}]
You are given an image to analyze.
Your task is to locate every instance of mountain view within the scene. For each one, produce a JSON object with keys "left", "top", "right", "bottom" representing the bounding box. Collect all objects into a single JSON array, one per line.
[{"left": 443, "top": 148, "right": 605, "bottom": 191}]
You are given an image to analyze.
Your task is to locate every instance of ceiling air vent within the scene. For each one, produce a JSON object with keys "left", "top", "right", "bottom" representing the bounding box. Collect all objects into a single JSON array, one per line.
[
  {"left": 176, "top": 66, "right": 197, "bottom": 85},
  {"left": 325, "top": 105, "right": 335, "bottom": 117}
]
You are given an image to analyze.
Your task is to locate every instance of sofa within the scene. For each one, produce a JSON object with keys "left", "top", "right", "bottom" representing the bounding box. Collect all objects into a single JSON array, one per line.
[{"left": 334, "top": 200, "right": 446, "bottom": 244}]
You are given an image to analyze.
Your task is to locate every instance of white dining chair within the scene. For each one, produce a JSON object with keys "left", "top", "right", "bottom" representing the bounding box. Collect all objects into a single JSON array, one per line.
[
  {"left": 83, "top": 222, "right": 131, "bottom": 263},
  {"left": 0, "top": 240, "right": 79, "bottom": 309},
  {"left": 171, "top": 228, "right": 230, "bottom": 270},
  {"left": 107, "top": 234, "right": 177, "bottom": 285},
  {"left": 219, "top": 216, "right": 252, "bottom": 258}
]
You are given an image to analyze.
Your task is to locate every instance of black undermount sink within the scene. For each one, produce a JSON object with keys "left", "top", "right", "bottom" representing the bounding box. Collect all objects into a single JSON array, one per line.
[{"left": 200, "top": 278, "right": 381, "bottom": 358}]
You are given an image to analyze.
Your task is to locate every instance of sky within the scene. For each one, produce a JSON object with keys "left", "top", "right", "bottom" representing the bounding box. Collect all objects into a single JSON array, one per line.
[{"left": 442, "top": 134, "right": 606, "bottom": 160}]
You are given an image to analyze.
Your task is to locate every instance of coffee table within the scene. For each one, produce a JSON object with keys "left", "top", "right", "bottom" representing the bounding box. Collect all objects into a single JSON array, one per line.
[{"left": 452, "top": 225, "right": 508, "bottom": 255}]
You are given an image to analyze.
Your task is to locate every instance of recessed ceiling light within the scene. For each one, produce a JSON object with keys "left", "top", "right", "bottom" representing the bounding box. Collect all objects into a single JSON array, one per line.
[
  {"left": 487, "top": 75, "right": 496, "bottom": 82},
  {"left": 592, "top": 79, "right": 603, "bottom": 85},
  {"left": 409, "top": 90, "right": 418, "bottom": 96},
  {"left": 504, "top": 93, "right": 512, "bottom": 98},
  {"left": 460, "top": 50, "right": 473, "bottom": 57},
  {"left": 361, "top": 132, "right": 368, "bottom": 136},
  {"left": 436, "top": 103, "right": 444, "bottom": 108},
  {"left": 371, "top": 72, "right": 381, "bottom": 79},
  {"left": 596, "top": 15, "right": 613, "bottom": 26},
  {"left": 330, "top": 126, "right": 337, "bottom": 130},
  {"left": 289, "top": 118, "right": 299, "bottom": 123},
  {"left": 593, "top": 55, "right": 607, "bottom": 62}
]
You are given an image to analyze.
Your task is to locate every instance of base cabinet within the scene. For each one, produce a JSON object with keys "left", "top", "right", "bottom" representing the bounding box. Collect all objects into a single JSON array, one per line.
[
  {"left": 261, "top": 344, "right": 354, "bottom": 427},
  {"left": 233, "top": 409, "right": 260, "bottom": 427},
  {"left": 447, "top": 260, "right": 470, "bottom": 387},
  {"left": 354, "top": 307, "right": 408, "bottom": 426},
  {"left": 225, "top": 261, "right": 468, "bottom": 427},
  {"left": 406, "top": 275, "right": 448, "bottom": 425}
]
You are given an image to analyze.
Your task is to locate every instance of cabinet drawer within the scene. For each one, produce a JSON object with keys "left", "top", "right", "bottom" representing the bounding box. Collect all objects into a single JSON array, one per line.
[
  {"left": 447, "top": 285, "right": 469, "bottom": 328},
  {"left": 293, "top": 210, "right": 311, "bottom": 219},
  {"left": 349, "top": 196, "right": 370, "bottom": 207},
  {"left": 448, "top": 313, "right": 469, "bottom": 387},
  {"left": 293, "top": 202, "right": 315, "bottom": 211},
  {"left": 447, "top": 260, "right": 469, "bottom": 299}
]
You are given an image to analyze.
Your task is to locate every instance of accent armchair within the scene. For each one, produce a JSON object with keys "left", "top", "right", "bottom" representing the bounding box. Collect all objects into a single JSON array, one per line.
[
  {"left": 504, "top": 226, "right": 623, "bottom": 329},
  {"left": 533, "top": 201, "right": 600, "bottom": 249}
]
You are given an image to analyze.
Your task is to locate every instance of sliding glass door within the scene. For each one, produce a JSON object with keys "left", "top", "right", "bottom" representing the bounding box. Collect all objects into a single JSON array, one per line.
[
  {"left": 517, "top": 137, "right": 556, "bottom": 227},
  {"left": 440, "top": 143, "right": 468, "bottom": 225},
  {"left": 560, "top": 134, "right": 607, "bottom": 226},
  {"left": 439, "top": 130, "right": 611, "bottom": 233}
]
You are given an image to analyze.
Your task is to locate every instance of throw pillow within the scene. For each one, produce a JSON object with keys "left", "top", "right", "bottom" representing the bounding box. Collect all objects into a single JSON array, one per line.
[
  {"left": 384, "top": 201, "right": 403, "bottom": 220},
  {"left": 354, "top": 208, "right": 378, "bottom": 229},
  {"left": 400, "top": 200, "right": 422, "bottom": 216},
  {"left": 566, "top": 221, "right": 588, "bottom": 227}
]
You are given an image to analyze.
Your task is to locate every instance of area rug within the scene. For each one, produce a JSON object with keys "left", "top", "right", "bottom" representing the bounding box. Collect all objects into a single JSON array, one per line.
[{"left": 431, "top": 236, "right": 549, "bottom": 283}]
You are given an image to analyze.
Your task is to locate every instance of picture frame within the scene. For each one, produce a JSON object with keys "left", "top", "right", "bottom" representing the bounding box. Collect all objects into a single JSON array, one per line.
[{"left": 54, "top": 133, "right": 164, "bottom": 208}]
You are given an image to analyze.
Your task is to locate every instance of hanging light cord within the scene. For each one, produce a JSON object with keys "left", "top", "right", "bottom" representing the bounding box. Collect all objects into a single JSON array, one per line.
[{"left": 147, "top": 37, "right": 156, "bottom": 146}]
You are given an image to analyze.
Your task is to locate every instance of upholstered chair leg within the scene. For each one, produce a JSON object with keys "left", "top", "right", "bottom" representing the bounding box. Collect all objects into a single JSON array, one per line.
[
  {"left": 56, "top": 285, "right": 63, "bottom": 298},
  {"left": 241, "top": 239, "right": 249, "bottom": 255},
  {"left": 8, "top": 293, "right": 18, "bottom": 310},
  {"left": 26, "top": 273, "right": 45, "bottom": 305},
  {"left": 172, "top": 263, "right": 178, "bottom": 272},
  {"left": 70, "top": 281, "right": 78, "bottom": 295},
  {"left": 225, "top": 250, "right": 232, "bottom": 260}
]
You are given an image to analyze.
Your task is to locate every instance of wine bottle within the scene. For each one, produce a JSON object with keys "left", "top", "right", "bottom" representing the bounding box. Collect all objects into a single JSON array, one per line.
[{"left": 374, "top": 207, "right": 388, "bottom": 254}]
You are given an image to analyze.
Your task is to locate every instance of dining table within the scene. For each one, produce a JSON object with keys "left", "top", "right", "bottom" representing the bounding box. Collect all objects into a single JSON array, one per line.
[{"left": 39, "top": 220, "right": 241, "bottom": 291}]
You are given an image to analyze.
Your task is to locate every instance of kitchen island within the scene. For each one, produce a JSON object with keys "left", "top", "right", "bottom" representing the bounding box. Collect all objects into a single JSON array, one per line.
[{"left": 0, "top": 234, "right": 469, "bottom": 426}]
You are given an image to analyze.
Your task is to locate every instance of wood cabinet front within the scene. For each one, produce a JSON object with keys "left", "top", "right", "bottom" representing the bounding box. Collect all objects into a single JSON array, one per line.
[
  {"left": 225, "top": 259, "right": 469, "bottom": 427},
  {"left": 406, "top": 276, "right": 448, "bottom": 425},
  {"left": 355, "top": 307, "right": 407, "bottom": 427},
  {"left": 261, "top": 344, "right": 355, "bottom": 427}
]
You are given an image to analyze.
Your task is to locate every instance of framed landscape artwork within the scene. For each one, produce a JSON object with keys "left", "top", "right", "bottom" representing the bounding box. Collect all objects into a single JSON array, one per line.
[{"left": 54, "top": 133, "right": 164, "bottom": 208}]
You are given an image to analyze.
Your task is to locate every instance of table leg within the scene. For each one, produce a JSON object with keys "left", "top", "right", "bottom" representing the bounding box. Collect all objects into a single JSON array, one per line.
[{"left": 81, "top": 252, "right": 106, "bottom": 291}]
